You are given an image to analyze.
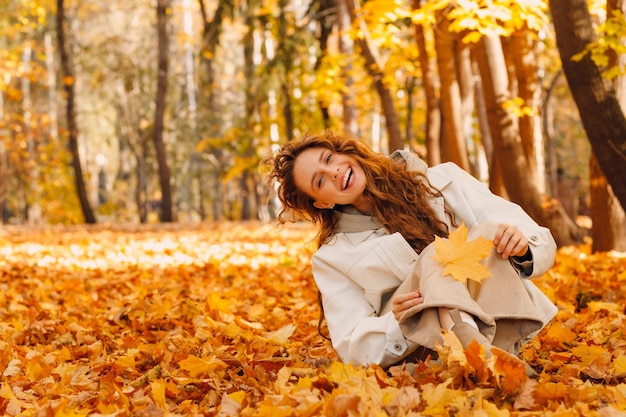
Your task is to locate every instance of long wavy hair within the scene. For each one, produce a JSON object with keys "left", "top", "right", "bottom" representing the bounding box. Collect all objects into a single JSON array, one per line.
[{"left": 263, "top": 131, "right": 450, "bottom": 253}]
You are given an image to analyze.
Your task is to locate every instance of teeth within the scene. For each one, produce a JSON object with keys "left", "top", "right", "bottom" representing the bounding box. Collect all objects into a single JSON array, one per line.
[{"left": 342, "top": 168, "right": 352, "bottom": 190}]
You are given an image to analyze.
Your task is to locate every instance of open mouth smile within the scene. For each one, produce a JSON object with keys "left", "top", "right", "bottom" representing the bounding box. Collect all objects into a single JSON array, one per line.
[{"left": 342, "top": 167, "right": 353, "bottom": 190}]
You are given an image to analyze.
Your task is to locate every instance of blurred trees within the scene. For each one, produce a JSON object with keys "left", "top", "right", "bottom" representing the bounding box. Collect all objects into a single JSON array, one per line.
[{"left": 0, "top": 0, "right": 624, "bottom": 248}]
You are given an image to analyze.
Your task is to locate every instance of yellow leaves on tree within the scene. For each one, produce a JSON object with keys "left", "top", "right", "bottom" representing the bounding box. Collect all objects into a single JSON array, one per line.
[{"left": 431, "top": 222, "right": 493, "bottom": 284}]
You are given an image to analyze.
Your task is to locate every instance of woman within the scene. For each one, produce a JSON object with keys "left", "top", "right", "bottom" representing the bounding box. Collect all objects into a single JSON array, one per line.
[{"left": 263, "top": 131, "right": 557, "bottom": 369}]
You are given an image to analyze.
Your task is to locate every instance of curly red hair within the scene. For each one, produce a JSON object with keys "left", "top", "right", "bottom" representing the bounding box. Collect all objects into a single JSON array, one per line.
[{"left": 263, "top": 131, "right": 450, "bottom": 253}]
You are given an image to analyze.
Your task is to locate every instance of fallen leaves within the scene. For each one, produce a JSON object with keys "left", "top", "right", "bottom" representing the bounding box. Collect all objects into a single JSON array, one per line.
[
  {"left": 431, "top": 222, "right": 493, "bottom": 284},
  {"left": 0, "top": 223, "right": 625, "bottom": 415}
]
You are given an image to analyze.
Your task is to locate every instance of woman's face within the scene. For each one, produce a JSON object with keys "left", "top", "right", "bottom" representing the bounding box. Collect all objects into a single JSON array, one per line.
[{"left": 293, "top": 147, "right": 369, "bottom": 211}]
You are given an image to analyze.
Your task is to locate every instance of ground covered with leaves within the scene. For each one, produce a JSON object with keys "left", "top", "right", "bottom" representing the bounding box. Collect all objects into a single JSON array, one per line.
[{"left": 0, "top": 222, "right": 625, "bottom": 416}]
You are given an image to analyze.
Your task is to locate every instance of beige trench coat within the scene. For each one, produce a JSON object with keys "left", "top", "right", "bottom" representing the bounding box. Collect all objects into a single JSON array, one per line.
[
  {"left": 383, "top": 221, "right": 557, "bottom": 356},
  {"left": 312, "top": 151, "right": 557, "bottom": 368}
]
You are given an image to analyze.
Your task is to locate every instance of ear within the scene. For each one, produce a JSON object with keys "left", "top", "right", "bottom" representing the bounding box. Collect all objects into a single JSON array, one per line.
[{"left": 313, "top": 201, "right": 335, "bottom": 210}]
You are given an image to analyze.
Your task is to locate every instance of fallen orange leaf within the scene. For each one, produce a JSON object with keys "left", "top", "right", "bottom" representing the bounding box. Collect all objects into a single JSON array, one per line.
[{"left": 492, "top": 347, "right": 527, "bottom": 395}]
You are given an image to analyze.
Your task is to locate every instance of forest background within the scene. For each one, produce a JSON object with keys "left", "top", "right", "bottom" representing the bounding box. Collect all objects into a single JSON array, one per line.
[
  {"left": 1, "top": 0, "right": 626, "bottom": 249},
  {"left": 2, "top": 1, "right": 626, "bottom": 415}
]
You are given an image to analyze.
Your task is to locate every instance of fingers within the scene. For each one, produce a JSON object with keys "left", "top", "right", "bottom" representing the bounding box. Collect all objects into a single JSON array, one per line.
[
  {"left": 494, "top": 224, "right": 529, "bottom": 258},
  {"left": 391, "top": 290, "right": 423, "bottom": 321}
]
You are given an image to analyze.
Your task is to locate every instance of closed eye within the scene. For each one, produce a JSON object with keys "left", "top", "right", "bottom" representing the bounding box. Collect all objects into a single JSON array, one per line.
[{"left": 316, "top": 152, "right": 332, "bottom": 188}]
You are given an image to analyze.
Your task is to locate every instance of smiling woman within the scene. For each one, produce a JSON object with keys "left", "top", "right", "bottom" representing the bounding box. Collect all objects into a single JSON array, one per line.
[
  {"left": 263, "top": 130, "right": 557, "bottom": 372},
  {"left": 293, "top": 147, "right": 369, "bottom": 213}
]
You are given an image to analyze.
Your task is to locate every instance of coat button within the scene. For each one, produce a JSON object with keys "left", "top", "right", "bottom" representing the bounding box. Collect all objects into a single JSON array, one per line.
[
  {"left": 529, "top": 235, "right": 538, "bottom": 242},
  {"left": 393, "top": 343, "right": 402, "bottom": 351}
]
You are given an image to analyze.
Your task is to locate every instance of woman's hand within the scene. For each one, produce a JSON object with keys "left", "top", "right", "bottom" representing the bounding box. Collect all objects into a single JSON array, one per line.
[
  {"left": 391, "top": 290, "right": 423, "bottom": 321},
  {"left": 494, "top": 224, "right": 529, "bottom": 259}
]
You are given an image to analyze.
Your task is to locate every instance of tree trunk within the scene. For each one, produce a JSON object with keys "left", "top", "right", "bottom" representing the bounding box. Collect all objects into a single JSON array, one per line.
[
  {"left": 56, "top": 0, "right": 96, "bottom": 224},
  {"left": 457, "top": 44, "right": 477, "bottom": 174},
  {"left": 433, "top": 7, "right": 469, "bottom": 170},
  {"left": 198, "top": 0, "right": 226, "bottom": 126},
  {"left": 543, "top": 69, "right": 562, "bottom": 198},
  {"left": 474, "top": 35, "right": 581, "bottom": 246},
  {"left": 277, "top": 0, "right": 294, "bottom": 140},
  {"left": 412, "top": 1, "right": 441, "bottom": 166},
  {"left": 472, "top": 61, "right": 505, "bottom": 196},
  {"left": 240, "top": 171, "right": 252, "bottom": 220},
  {"left": 550, "top": 0, "right": 626, "bottom": 211},
  {"left": 135, "top": 148, "right": 148, "bottom": 224},
  {"left": 198, "top": 0, "right": 228, "bottom": 220},
  {"left": 0, "top": 139, "right": 7, "bottom": 224},
  {"left": 337, "top": 0, "right": 358, "bottom": 137},
  {"left": 590, "top": 154, "right": 626, "bottom": 251},
  {"left": 313, "top": 0, "right": 334, "bottom": 130},
  {"left": 241, "top": 0, "right": 260, "bottom": 220},
  {"left": 22, "top": 43, "right": 42, "bottom": 224},
  {"left": 153, "top": 0, "right": 173, "bottom": 222},
  {"left": 507, "top": 30, "right": 545, "bottom": 193},
  {"left": 405, "top": 76, "right": 416, "bottom": 149},
  {"left": 589, "top": 0, "right": 626, "bottom": 252},
  {"left": 344, "top": 0, "right": 403, "bottom": 151}
]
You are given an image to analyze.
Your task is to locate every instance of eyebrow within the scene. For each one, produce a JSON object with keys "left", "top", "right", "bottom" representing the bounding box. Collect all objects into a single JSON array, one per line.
[{"left": 310, "top": 149, "right": 326, "bottom": 190}]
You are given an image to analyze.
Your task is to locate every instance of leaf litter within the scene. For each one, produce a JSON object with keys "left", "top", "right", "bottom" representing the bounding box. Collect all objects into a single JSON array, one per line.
[{"left": 0, "top": 223, "right": 625, "bottom": 416}]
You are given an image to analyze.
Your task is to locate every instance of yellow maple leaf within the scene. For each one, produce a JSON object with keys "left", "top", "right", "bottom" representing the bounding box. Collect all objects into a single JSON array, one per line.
[
  {"left": 150, "top": 379, "right": 167, "bottom": 409},
  {"left": 178, "top": 355, "right": 228, "bottom": 378},
  {"left": 571, "top": 344, "right": 605, "bottom": 367},
  {"left": 431, "top": 223, "right": 493, "bottom": 284},
  {"left": 613, "top": 354, "right": 626, "bottom": 378}
]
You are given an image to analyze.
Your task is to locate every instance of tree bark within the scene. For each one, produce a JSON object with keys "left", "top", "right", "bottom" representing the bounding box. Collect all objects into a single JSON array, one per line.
[
  {"left": 198, "top": 0, "right": 228, "bottom": 220},
  {"left": 472, "top": 60, "right": 505, "bottom": 196},
  {"left": 590, "top": 154, "right": 626, "bottom": 251},
  {"left": 56, "top": 0, "right": 96, "bottom": 224},
  {"left": 135, "top": 146, "right": 149, "bottom": 223},
  {"left": 153, "top": 0, "right": 173, "bottom": 222},
  {"left": 312, "top": 0, "right": 334, "bottom": 130},
  {"left": 412, "top": 0, "right": 441, "bottom": 165},
  {"left": 344, "top": 0, "right": 403, "bottom": 151},
  {"left": 550, "top": 0, "right": 626, "bottom": 211},
  {"left": 241, "top": 0, "right": 260, "bottom": 220},
  {"left": 474, "top": 35, "right": 581, "bottom": 246},
  {"left": 337, "top": 0, "right": 358, "bottom": 136},
  {"left": 543, "top": 69, "right": 562, "bottom": 199},
  {"left": 507, "top": 30, "right": 545, "bottom": 193},
  {"left": 433, "top": 7, "right": 469, "bottom": 170},
  {"left": 277, "top": 0, "right": 294, "bottom": 139},
  {"left": 589, "top": 0, "right": 626, "bottom": 252}
]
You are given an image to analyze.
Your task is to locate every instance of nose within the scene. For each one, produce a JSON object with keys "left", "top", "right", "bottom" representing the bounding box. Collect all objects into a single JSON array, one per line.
[{"left": 322, "top": 166, "right": 339, "bottom": 178}]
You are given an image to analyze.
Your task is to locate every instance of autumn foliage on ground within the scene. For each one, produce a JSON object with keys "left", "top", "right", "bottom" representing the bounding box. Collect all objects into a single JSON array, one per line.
[{"left": 1, "top": 223, "right": 625, "bottom": 416}]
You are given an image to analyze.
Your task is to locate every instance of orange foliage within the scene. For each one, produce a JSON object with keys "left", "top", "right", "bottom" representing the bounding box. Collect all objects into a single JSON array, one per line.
[{"left": 0, "top": 223, "right": 625, "bottom": 415}]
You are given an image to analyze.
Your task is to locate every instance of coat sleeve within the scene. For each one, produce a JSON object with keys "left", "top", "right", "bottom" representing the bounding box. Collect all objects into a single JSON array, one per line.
[
  {"left": 431, "top": 162, "right": 556, "bottom": 278},
  {"left": 312, "top": 250, "right": 417, "bottom": 368}
]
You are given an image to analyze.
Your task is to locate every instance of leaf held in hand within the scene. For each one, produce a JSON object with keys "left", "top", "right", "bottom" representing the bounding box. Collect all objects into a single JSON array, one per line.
[{"left": 431, "top": 222, "right": 493, "bottom": 284}]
